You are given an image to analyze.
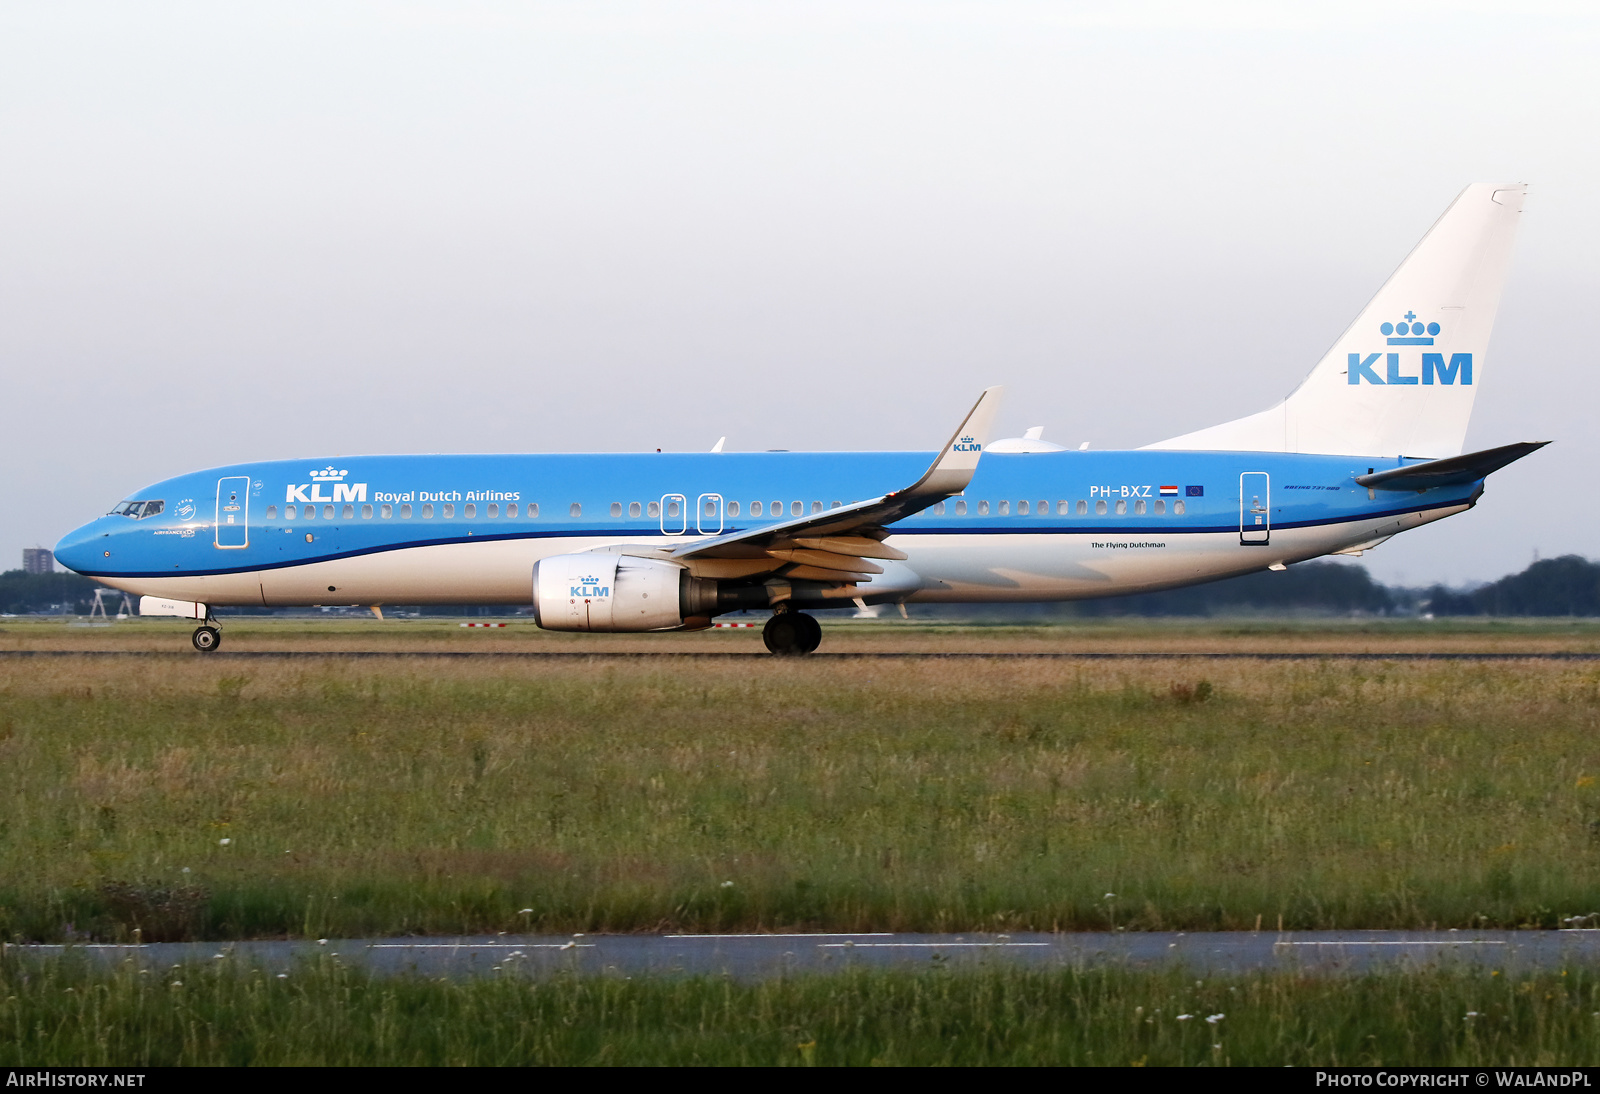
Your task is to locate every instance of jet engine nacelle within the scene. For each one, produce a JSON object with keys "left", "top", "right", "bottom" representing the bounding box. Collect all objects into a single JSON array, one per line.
[{"left": 531, "top": 553, "right": 718, "bottom": 632}]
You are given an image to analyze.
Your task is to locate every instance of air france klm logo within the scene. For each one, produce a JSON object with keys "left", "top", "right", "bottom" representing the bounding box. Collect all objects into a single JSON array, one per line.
[
  {"left": 1349, "top": 311, "right": 1471, "bottom": 386},
  {"left": 286, "top": 466, "right": 367, "bottom": 504},
  {"left": 571, "top": 575, "right": 611, "bottom": 599},
  {"left": 953, "top": 435, "right": 982, "bottom": 453}
]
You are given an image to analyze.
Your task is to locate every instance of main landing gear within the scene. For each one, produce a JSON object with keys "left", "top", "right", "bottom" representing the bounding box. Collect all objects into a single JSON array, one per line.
[
  {"left": 763, "top": 610, "right": 821, "bottom": 655},
  {"left": 192, "top": 615, "right": 222, "bottom": 653}
]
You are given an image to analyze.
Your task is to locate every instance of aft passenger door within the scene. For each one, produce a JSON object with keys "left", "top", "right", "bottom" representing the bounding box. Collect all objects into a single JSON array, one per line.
[
  {"left": 215, "top": 476, "right": 250, "bottom": 548},
  {"left": 1239, "top": 472, "right": 1270, "bottom": 546}
]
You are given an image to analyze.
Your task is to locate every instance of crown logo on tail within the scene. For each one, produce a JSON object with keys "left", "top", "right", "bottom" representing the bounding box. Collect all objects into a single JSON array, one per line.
[{"left": 1381, "top": 311, "right": 1440, "bottom": 346}]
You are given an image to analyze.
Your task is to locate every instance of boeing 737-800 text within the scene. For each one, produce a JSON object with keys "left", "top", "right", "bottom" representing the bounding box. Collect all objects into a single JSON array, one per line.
[{"left": 54, "top": 183, "right": 1543, "bottom": 654}]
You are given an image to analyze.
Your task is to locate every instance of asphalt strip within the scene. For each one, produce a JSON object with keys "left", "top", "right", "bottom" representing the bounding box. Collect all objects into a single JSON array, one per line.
[
  {"left": 13, "top": 932, "right": 1600, "bottom": 979},
  {"left": 3, "top": 651, "right": 1599, "bottom": 661}
]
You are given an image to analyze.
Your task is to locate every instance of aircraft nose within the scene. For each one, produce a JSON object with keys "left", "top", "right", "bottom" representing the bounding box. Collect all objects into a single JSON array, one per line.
[{"left": 54, "top": 519, "right": 113, "bottom": 574}]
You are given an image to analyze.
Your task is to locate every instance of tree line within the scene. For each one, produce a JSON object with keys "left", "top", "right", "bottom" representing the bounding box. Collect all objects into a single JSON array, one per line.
[{"left": 3, "top": 554, "right": 1599, "bottom": 618}]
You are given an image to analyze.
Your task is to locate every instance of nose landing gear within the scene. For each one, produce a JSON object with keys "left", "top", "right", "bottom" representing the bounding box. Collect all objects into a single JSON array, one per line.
[{"left": 762, "top": 609, "right": 821, "bottom": 655}]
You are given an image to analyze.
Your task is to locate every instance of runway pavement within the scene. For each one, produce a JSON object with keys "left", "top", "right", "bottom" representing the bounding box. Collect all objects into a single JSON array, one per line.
[
  {"left": 16, "top": 930, "right": 1600, "bottom": 979},
  {"left": 3, "top": 651, "right": 1599, "bottom": 660}
]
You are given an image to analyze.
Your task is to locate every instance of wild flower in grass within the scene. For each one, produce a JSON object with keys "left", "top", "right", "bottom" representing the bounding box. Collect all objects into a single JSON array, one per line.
[
  {"left": 276, "top": 974, "right": 288, "bottom": 979},
  {"left": 721, "top": 881, "right": 735, "bottom": 888},
  {"left": 1206, "top": 1014, "right": 1224, "bottom": 1025},
  {"left": 1176, "top": 1014, "right": 1193, "bottom": 1021},
  {"left": 1465, "top": 1012, "right": 1480, "bottom": 1020},
  {"left": 219, "top": 838, "right": 230, "bottom": 846}
]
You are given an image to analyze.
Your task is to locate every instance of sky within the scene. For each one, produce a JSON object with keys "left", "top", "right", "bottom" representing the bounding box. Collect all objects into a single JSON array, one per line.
[{"left": 2, "top": 1, "right": 1595, "bottom": 587}]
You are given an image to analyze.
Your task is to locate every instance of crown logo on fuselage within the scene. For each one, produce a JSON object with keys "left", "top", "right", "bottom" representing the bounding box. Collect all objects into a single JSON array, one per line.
[
  {"left": 1381, "top": 311, "right": 1440, "bottom": 346},
  {"left": 310, "top": 466, "right": 348, "bottom": 481}
]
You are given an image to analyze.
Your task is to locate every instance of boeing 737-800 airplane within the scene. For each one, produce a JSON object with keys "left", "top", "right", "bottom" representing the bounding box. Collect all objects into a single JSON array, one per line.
[{"left": 55, "top": 183, "right": 1542, "bottom": 654}]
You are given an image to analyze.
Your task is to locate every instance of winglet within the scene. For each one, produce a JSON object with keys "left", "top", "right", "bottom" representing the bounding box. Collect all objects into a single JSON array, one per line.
[{"left": 898, "top": 386, "right": 1004, "bottom": 499}]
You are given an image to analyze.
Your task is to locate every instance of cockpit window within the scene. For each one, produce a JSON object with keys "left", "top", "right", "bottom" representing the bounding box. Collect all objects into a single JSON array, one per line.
[{"left": 109, "top": 500, "right": 164, "bottom": 519}]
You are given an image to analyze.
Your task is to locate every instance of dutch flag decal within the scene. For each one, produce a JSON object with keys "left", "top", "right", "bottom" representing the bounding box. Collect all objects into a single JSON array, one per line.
[{"left": 1159, "top": 485, "right": 1179, "bottom": 496}]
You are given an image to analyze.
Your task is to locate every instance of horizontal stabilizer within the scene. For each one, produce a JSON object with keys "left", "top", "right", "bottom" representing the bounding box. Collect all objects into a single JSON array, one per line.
[{"left": 1355, "top": 441, "right": 1548, "bottom": 491}]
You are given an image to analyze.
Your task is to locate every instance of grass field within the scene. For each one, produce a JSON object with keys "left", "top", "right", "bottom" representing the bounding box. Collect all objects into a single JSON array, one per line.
[
  {"left": 2, "top": 618, "right": 1599, "bottom": 940},
  {"left": 6, "top": 954, "right": 1600, "bottom": 1066}
]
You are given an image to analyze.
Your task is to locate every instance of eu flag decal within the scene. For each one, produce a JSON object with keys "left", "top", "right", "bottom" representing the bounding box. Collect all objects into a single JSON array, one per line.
[{"left": 1185, "top": 485, "right": 1204, "bottom": 497}]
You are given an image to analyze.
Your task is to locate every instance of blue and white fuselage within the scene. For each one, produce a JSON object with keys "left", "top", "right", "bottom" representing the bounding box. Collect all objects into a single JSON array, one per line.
[
  {"left": 53, "top": 448, "right": 1477, "bottom": 609},
  {"left": 50, "top": 183, "right": 1544, "bottom": 652}
]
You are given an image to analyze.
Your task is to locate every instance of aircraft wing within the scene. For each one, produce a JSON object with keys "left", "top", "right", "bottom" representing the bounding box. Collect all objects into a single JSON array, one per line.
[{"left": 670, "top": 387, "right": 1003, "bottom": 582}]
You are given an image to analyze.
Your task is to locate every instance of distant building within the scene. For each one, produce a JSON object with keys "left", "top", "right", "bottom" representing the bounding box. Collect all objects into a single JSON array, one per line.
[{"left": 23, "top": 548, "right": 54, "bottom": 575}]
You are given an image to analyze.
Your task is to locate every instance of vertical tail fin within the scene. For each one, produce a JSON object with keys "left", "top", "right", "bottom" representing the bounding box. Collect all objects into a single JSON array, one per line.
[{"left": 1146, "top": 183, "right": 1526, "bottom": 458}]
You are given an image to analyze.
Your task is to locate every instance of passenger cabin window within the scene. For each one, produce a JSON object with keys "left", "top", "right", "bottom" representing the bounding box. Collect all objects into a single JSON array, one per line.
[
  {"left": 629, "top": 502, "right": 642, "bottom": 518},
  {"left": 667, "top": 500, "right": 679, "bottom": 518},
  {"left": 505, "top": 503, "right": 517, "bottom": 517},
  {"left": 322, "top": 505, "right": 334, "bottom": 520},
  {"left": 1095, "top": 499, "right": 1107, "bottom": 515},
  {"left": 830, "top": 500, "right": 841, "bottom": 509},
  {"left": 464, "top": 503, "right": 476, "bottom": 518},
  {"left": 1017, "top": 500, "right": 1029, "bottom": 515},
  {"left": 1115, "top": 500, "right": 1127, "bottom": 515},
  {"left": 528, "top": 503, "right": 538, "bottom": 518},
  {"left": 1038, "top": 500, "right": 1048, "bottom": 515},
  {"left": 707, "top": 499, "right": 718, "bottom": 517},
  {"left": 570, "top": 502, "right": 582, "bottom": 518},
  {"left": 488, "top": 503, "right": 498, "bottom": 518},
  {"left": 1076, "top": 500, "right": 1087, "bottom": 515},
  {"left": 791, "top": 501, "right": 802, "bottom": 516},
  {"left": 955, "top": 500, "right": 967, "bottom": 515},
  {"left": 443, "top": 503, "right": 455, "bottom": 519},
  {"left": 421, "top": 504, "right": 433, "bottom": 519},
  {"left": 1134, "top": 499, "right": 1146, "bottom": 515},
  {"left": 999, "top": 500, "right": 1011, "bottom": 515},
  {"left": 645, "top": 501, "right": 656, "bottom": 518},
  {"left": 381, "top": 504, "right": 393, "bottom": 519},
  {"left": 1056, "top": 501, "right": 1068, "bottom": 516},
  {"left": 362, "top": 504, "right": 373, "bottom": 519},
  {"left": 978, "top": 500, "right": 990, "bottom": 516},
  {"left": 610, "top": 502, "right": 622, "bottom": 517},
  {"left": 285, "top": 505, "right": 297, "bottom": 520},
  {"left": 751, "top": 501, "right": 763, "bottom": 516},
  {"left": 727, "top": 501, "right": 739, "bottom": 517},
  {"left": 1154, "top": 499, "right": 1165, "bottom": 515},
  {"left": 401, "top": 504, "right": 412, "bottom": 518},
  {"left": 342, "top": 504, "right": 354, "bottom": 519},
  {"left": 304, "top": 505, "right": 316, "bottom": 520},
  {"left": 811, "top": 501, "right": 822, "bottom": 514},
  {"left": 1174, "top": 500, "right": 1186, "bottom": 515},
  {"left": 266, "top": 505, "right": 278, "bottom": 519},
  {"left": 933, "top": 501, "right": 945, "bottom": 515}
]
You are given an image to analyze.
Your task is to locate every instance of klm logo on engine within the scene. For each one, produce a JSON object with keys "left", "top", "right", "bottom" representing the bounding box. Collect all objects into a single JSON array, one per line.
[
  {"left": 1348, "top": 311, "right": 1471, "bottom": 386},
  {"left": 285, "top": 466, "right": 369, "bottom": 504},
  {"left": 571, "top": 575, "right": 610, "bottom": 599},
  {"left": 952, "top": 435, "right": 982, "bottom": 453}
]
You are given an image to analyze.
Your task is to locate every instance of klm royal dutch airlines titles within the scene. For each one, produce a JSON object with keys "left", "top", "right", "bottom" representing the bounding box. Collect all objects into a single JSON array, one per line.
[{"left": 55, "top": 183, "right": 1544, "bottom": 654}]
